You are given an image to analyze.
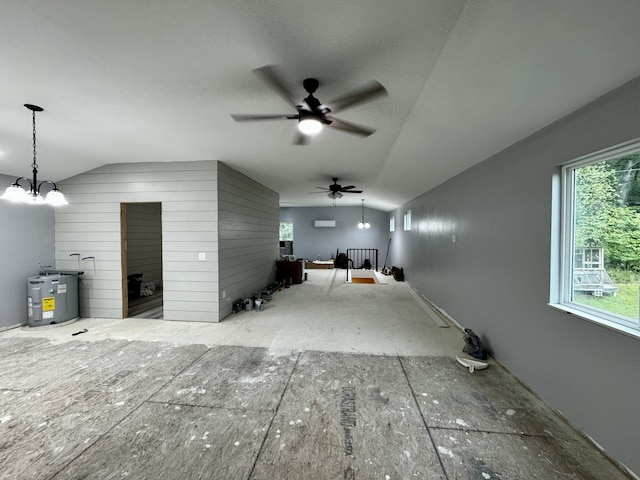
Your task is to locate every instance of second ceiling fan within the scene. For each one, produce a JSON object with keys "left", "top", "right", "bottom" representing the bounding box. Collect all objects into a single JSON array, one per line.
[
  {"left": 310, "top": 178, "right": 363, "bottom": 200},
  {"left": 231, "top": 65, "right": 387, "bottom": 145}
]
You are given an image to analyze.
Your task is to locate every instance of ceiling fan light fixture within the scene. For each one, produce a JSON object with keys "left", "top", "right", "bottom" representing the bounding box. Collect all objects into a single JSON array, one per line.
[{"left": 298, "top": 118, "right": 322, "bottom": 136}]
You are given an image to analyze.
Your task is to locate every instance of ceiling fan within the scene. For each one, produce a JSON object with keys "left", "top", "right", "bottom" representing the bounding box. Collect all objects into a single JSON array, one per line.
[
  {"left": 231, "top": 65, "right": 387, "bottom": 145},
  {"left": 310, "top": 178, "right": 363, "bottom": 199}
]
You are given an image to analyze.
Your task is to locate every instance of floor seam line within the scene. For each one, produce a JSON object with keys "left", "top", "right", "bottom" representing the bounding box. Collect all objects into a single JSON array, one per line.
[
  {"left": 45, "top": 345, "right": 211, "bottom": 480},
  {"left": 397, "top": 355, "right": 450, "bottom": 480},
  {"left": 142, "top": 398, "right": 277, "bottom": 413},
  {"left": 427, "top": 425, "right": 555, "bottom": 438},
  {"left": 247, "top": 350, "right": 302, "bottom": 480}
]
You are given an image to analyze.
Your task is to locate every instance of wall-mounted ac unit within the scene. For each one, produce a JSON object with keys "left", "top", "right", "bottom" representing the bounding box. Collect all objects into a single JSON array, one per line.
[{"left": 314, "top": 220, "right": 336, "bottom": 228}]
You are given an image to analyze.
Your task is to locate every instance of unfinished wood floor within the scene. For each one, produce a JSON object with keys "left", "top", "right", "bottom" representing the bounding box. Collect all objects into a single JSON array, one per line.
[{"left": 0, "top": 337, "right": 630, "bottom": 480}]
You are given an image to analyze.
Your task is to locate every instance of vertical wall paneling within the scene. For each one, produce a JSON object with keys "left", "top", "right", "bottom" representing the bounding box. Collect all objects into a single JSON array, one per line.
[{"left": 217, "top": 162, "right": 279, "bottom": 318}]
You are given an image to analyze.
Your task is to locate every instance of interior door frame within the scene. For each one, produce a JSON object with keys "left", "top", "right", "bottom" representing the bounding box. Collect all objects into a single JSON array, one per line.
[{"left": 120, "top": 203, "right": 128, "bottom": 318}]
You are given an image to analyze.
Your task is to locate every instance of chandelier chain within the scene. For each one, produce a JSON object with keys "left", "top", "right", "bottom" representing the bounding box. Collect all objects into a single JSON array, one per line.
[{"left": 31, "top": 109, "right": 38, "bottom": 171}]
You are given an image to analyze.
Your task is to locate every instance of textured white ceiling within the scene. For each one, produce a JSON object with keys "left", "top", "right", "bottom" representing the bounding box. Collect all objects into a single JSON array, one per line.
[{"left": 2, "top": 0, "right": 640, "bottom": 211}]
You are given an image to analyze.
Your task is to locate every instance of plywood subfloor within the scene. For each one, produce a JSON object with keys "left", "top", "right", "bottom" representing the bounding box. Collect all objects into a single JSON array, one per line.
[{"left": 0, "top": 338, "right": 630, "bottom": 480}]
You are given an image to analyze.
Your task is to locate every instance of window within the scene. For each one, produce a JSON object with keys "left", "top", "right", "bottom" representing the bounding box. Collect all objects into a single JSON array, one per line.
[
  {"left": 403, "top": 210, "right": 411, "bottom": 231},
  {"left": 552, "top": 139, "right": 640, "bottom": 337},
  {"left": 389, "top": 216, "right": 395, "bottom": 232},
  {"left": 279, "top": 222, "right": 293, "bottom": 241}
]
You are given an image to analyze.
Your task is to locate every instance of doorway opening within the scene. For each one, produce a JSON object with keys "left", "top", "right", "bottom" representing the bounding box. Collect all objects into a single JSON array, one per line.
[
  {"left": 279, "top": 221, "right": 293, "bottom": 257},
  {"left": 121, "top": 203, "right": 163, "bottom": 319}
]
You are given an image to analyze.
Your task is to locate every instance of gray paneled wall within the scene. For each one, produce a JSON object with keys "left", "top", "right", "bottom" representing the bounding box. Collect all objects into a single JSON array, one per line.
[
  {"left": 125, "top": 202, "right": 162, "bottom": 289},
  {"left": 390, "top": 77, "right": 640, "bottom": 475},
  {"left": 0, "top": 174, "right": 55, "bottom": 329},
  {"left": 217, "top": 162, "right": 279, "bottom": 318},
  {"left": 55, "top": 161, "right": 219, "bottom": 321}
]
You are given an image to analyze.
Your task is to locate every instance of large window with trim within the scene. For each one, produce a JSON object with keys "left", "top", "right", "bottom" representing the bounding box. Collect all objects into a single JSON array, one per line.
[{"left": 552, "top": 139, "right": 640, "bottom": 336}]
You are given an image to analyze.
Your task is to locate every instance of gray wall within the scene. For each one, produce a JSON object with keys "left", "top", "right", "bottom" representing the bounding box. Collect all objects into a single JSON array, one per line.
[
  {"left": 390, "top": 77, "right": 640, "bottom": 475},
  {"left": 280, "top": 206, "right": 391, "bottom": 266},
  {"left": 218, "top": 163, "right": 279, "bottom": 318},
  {"left": 0, "top": 174, "right": 56, "bottom": 329}
]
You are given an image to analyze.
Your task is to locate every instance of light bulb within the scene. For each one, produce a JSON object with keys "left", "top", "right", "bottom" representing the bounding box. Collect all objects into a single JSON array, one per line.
[{"left": 298, "top": 118, "right": 322, "bottom": 136}]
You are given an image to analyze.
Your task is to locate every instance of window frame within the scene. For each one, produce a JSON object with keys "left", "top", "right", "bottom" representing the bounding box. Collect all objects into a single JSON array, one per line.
[
  {"left": 550, "top": 138, "right": 640, "bottom": 339},
  {"left": 279, "top": 221, "right": 293, "bottom": 241},
  {"left": 403, "top": 210, "right": 411, "bottom": 231},
  {"left": 389, "top": 216, "right": 395, "bottom": 232}
]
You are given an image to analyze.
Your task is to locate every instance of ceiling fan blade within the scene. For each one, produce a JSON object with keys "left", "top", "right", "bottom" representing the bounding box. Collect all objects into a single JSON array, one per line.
[
  {"left": 325, "top": 81, "right": 387, "bottom": 113},
  {"left": 326, "top": 116, "right": 376, "bottom": 137},
  {"left": 341, "top": 190, "right": 363, "bottom": 193},
  {"left": 340, "top": 185, "right": 356, "bottom": 190},
  {"left": 253, "top": 65, "right": 301, "bottom": 108},
  {"left": 308, "top": 191, "right": 327, "bottom": 194},
  {"left": 292, "top": 132, "right": 310, "bottom": 145},
  {"left": 231, "top": 113, "right": 296, "bottom": 122}
]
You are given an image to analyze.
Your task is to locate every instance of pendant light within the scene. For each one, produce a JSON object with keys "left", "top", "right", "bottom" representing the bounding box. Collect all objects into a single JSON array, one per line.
[
  {"left": 2, "top": 104, "right": 67, "bottom": 206},
  {"left": 358, "top": 199, "right": 370, "bottom": 229}
]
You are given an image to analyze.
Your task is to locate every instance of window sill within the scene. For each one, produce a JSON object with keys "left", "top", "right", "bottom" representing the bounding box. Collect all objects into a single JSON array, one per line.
[{"left": 548, "top": 303, "right": 640, "bottom": 340}]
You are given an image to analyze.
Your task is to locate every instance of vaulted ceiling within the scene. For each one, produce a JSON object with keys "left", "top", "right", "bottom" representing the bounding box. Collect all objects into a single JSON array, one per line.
[{"left": 2, "top": 1, "right": 640, "bottom": 211}]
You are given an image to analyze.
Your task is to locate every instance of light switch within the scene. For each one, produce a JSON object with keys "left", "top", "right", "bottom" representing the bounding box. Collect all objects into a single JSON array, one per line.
[
  {"left": 451, "top": 234, "right": 456, "bottom": 244},
  {"left": 198, "top": 252, "right": 207, "bottom": 261}
]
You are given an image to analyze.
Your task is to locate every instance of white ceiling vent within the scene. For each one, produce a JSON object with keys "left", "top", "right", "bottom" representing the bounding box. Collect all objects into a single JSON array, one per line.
[{"left": 314, "top": 220, "right": 336, "bottom": 228}]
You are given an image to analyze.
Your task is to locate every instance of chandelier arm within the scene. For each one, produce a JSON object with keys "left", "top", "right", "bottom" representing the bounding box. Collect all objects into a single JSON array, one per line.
[
  {"left": 36, "top": 180, "right": 60, "bottom": 195},
  {"left": 11, "top": 176, "right": 34, "bottom": 189}
]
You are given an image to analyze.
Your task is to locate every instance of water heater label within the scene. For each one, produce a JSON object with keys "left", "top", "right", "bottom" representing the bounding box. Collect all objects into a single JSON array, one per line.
[
  {"left": 43, "top": 311, "right": 54, "bottom": 319},
  {"left": 58, "top": 284, "right": 67, "bottom": 294},
  {"left": 43, "top": 297, "right": 55, "bottom": 311}
]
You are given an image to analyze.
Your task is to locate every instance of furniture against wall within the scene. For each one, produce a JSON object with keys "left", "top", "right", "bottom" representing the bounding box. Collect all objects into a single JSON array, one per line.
[
  {"left": 279, "top": 241, "right": 293, "bottom": 256},
  {"left": 276, "top": 259, "right": 305, "bottom": 284},
  {"left": 305, "top": 260, "right": 334, "bottom": 269}
]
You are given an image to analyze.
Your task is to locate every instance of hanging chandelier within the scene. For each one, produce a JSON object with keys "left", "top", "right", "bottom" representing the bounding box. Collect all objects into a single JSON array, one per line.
[
  {"left": 2, "top": 104, "right": 67, "bottom": 206},
  {"left": 357, "top": 199, "right": 370, "bottom": 229}
]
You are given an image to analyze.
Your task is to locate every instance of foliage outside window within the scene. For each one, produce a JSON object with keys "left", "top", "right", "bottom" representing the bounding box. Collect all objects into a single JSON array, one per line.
[
  {"left": 390, "top": 216, "right": 395, "bottom": 232},
  {"left": 555, "top": 139, "right": 640, "bottom": 336},
  {"left": 279, "top": 222, "right": 293, "bottom": 241}
]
